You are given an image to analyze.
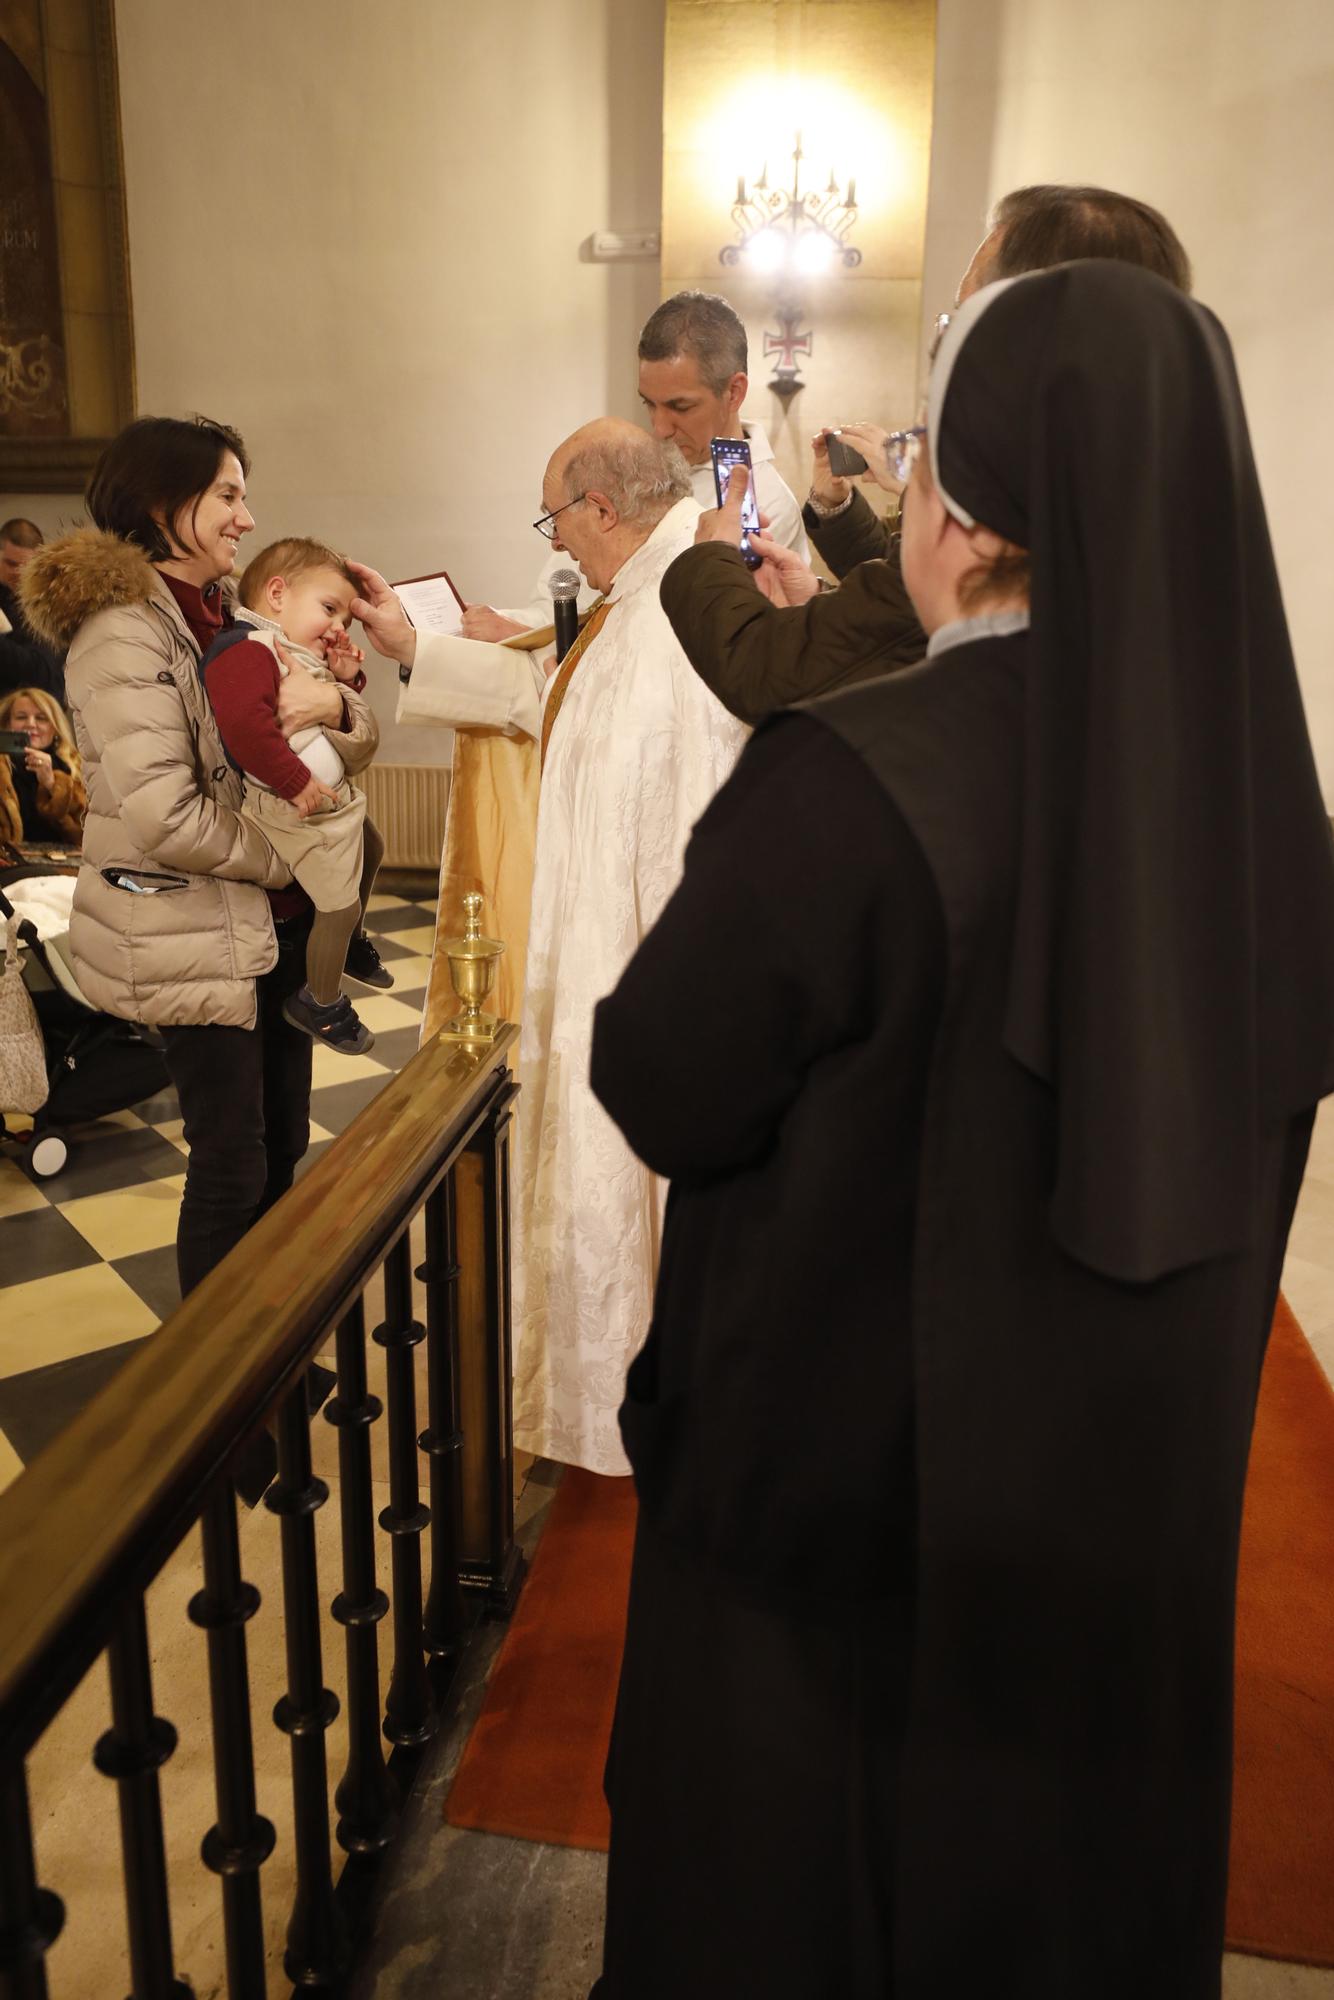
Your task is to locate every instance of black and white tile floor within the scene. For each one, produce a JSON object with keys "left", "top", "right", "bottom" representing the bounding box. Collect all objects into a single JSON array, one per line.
[{"left": 0, "top": 890, "right": 437, "bottom": 1491}]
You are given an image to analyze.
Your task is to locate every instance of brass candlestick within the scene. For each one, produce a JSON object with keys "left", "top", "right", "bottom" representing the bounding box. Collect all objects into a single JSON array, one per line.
[{"left": 439, "top": 891, "right": 506, "bottom": 1042}]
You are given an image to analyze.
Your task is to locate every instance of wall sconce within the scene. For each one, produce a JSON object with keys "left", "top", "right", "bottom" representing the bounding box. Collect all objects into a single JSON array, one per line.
[{"left": 719, "top": 131, "right": 860, "bottom": 402}]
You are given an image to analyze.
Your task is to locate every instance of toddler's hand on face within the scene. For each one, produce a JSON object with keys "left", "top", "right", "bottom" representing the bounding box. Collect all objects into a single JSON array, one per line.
[
  {"left": 325, "top": 630, "right": 365, "bottom": 681},
  {"left": 290, "top": 774, "right": 340, "bottom": 819}
]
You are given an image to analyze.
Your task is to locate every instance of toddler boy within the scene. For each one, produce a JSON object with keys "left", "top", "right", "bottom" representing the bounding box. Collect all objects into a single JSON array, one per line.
[{"left": 204, "top": 537, "right": 393, "bottom": 1054}]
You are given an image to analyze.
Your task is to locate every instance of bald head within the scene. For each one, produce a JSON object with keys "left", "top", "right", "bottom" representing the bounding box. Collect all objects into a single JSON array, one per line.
[
  {"left": 548, "top": 420, "right": 690, "bottom": 527},
  {"left": 542, "top": 420, "right": 692, "bottom": 593}
]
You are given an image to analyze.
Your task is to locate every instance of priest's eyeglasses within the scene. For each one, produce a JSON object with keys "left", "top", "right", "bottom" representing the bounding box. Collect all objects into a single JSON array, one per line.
[
  {"left": 885, "top": 426, "right": 926, "bottom": 485},
  {"left": 533, "top": 495, "right": 588, "bottom": 540}
]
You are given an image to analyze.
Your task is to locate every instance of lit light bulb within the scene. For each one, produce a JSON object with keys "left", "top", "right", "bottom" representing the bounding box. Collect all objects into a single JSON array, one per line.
[
  {"left": 744, "top": 228, "right": 787, "bottom": 275},
  {"left": 793, "top": 231, "right": 836, "bottom": 277}
]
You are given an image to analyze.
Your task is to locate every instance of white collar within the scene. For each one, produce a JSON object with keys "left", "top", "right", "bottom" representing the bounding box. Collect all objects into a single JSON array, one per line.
[
  {"left": 927, "top": 607, "right": 1031, "bottom": 658},
  {"left": 607, "top": 495, "right": 701, "bottom": 603},
  {"left": 740, "top": 418, "right": 774, "bottom": 465}
]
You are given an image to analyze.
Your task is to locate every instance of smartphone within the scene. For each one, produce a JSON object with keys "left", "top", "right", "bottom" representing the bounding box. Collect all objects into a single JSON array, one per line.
[
  {"left": 710, "top": 437, "right": 763, "bottom": 569},
  {"left": 825, "top": 431, "right": 869, "bottom": 478},
  {"left": 0, "top": 730, "right": 30, "bottom": 755}
]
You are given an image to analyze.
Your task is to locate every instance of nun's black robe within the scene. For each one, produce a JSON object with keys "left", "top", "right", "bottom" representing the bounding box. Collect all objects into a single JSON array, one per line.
[{"left": 589, "top": 632, "right": 1313, "bottom": 2000}]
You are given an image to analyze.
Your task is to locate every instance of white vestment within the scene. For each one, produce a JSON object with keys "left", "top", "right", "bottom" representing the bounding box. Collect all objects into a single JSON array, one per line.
[
  {"left": 407, "top": 496, "right": 747, "bottom": 1473},
  {"left": 516, "top": 495, "right": 748, "bottom": 1471}
]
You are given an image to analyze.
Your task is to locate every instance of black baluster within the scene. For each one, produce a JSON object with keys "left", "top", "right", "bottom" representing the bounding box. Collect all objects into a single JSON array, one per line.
[
  {"left": 92, "top": 1597, "right": 192, "bottom": 1999},
  {"left": 188, "top": 1486, "right": 275, "bottom": 1997},
  {"left": 373, "top": 1236, "right": 437, "bottom": 1747},
  {"left": 418, "top": 1173, "right": 466, "bottom": 1659},
  {"left": 481, "top": 1094, "right": 521, "bottom": 1604},
  {"left": 325, "top": 1299, "right": 398, "bottom": 1854},
  {"left": 266, "top": 1382, "right": 347, "bottom": 1989},
  {"left": 0, "top": 1763, "right": 63, "bottom": 2000}
]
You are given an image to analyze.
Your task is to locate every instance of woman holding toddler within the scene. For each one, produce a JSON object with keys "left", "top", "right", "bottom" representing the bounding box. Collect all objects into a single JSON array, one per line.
[{"left": 18, "top": 415, "right": 382, "bottom": 1300}]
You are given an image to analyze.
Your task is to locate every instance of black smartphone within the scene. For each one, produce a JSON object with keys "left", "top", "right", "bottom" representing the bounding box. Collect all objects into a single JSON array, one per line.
[
  {"left": 0, "top": 730, "right": 30, "bottom": 755},
  {"left": 826, "top": 431, "right": 869, "bottom": 477},
  {"left": 710, "top": 436, "right": 763, "bottom": 569}
]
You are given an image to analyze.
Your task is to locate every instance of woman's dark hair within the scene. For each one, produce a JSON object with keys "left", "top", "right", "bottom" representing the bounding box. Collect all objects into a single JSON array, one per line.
[
  {"left": 84, "top": 415, "right": 250, "bottom": 562},
  {"left": 991, "top": 186, "right": 1192, "bottom": 295}
]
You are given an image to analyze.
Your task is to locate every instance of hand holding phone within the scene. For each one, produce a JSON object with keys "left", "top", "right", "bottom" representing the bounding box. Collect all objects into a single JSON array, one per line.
[{"left": 710, "top": 436, "right": 764, "bottom": 569}]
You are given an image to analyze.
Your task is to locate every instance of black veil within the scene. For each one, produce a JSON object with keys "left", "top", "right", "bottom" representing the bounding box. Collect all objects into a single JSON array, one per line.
[{"left": 930, "top": 261, "right": 1334, "bottom": 1282}]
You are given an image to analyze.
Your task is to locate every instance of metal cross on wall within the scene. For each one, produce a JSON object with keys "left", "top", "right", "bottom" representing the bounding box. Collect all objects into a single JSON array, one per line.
[{"left": 763, "top": 312, "right": 813, "bottom": 403}]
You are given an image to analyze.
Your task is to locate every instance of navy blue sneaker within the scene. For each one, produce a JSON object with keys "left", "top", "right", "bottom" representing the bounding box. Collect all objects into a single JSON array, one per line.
[
  {"left": 343, "top": 929, "right": 395, "bottom": 990},
  {"left": 283, "top": 986, "right": 374, "bottom": 1055}
]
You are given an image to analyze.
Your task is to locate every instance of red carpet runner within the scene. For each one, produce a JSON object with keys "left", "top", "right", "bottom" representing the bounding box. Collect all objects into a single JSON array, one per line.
[{"left": 446, "top": 1299, "right": 1334, "bottom": 1964}]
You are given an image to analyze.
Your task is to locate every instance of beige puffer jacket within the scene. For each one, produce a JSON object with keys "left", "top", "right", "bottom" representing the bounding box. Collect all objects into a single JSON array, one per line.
[{"left": 19, "top": 529, "right": 379, "bottom": 1028}]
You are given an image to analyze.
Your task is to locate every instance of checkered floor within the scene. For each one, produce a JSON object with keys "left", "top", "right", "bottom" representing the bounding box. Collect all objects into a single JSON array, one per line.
[{"left": 0, "top": 890, "right": 437, "bottom": 1495}]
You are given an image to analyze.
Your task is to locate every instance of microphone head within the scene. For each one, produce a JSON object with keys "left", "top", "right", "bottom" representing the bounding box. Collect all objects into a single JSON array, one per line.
[{"left": 549, "top": 568, "right": 581, "bottom": 603}]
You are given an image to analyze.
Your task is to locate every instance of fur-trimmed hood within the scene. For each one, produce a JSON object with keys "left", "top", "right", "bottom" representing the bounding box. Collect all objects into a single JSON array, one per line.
[{"left": 17, "top": 528, "right": 159, "bottom": 649}]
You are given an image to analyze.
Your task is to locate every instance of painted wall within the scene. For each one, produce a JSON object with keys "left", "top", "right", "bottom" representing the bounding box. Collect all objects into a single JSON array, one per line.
[
  {"left": 922, "top": 0, "right": 1334, "bottom": 795},
  {"left": 661, "top": 0, "right": 937, "bottom": 511},
  {"left": 9, "top": 1, "right": 1330, "bottom": 792},
  {"left": 57, "top": 0, "right": 665, "bottom": 759}
]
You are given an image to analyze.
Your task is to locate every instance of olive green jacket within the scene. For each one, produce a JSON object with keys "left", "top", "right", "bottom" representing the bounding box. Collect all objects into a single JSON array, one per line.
[
  {"left": 802, "top": 487, "right": 899, "bottom": 578},
  {"left": 660, "top": 533, "right": 926, "bottom": 728}
]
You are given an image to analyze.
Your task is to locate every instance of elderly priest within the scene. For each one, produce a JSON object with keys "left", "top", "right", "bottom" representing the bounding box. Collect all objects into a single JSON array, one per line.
[{"left": 352, "top": 423, "right": 747, "bottom": 1474}]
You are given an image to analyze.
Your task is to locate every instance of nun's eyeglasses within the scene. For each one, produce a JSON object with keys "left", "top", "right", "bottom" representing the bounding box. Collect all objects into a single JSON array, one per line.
[{"left": 886, "top": 426, "right": 926, "bottom": 484}]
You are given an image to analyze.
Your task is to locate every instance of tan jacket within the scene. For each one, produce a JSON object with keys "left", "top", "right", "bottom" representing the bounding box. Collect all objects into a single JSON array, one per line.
[{"left": 19, "top": 529, "right": 379, "bottom": 1028}]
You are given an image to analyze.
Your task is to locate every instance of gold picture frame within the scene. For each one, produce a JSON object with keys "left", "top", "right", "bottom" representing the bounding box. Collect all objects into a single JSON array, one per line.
[{"left": 0, "top": 0, "right": 134, "bottom": 493}]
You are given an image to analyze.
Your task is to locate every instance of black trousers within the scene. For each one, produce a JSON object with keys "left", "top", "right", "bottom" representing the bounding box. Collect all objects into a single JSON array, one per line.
[{"left": 160, "top": 912, "right": 313, "bottom": 1296}]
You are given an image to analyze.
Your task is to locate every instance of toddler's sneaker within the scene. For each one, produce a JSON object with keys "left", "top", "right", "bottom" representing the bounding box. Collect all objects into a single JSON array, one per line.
[
  {"left": 344, "top": 929, "right": 395, "bottom": 990},
  {"left": 283, "top": 986, "right": 375, "bottom": 1055}
]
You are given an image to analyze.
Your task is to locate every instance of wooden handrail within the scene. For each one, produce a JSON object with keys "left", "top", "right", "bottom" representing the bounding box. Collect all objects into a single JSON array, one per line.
[{"left": 0, "top": 1023, "right": 519, "bottom": 1764}]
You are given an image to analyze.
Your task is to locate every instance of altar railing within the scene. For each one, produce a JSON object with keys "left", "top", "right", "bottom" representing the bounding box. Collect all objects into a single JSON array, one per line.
[{"left": 0, "top": 1024, "right": 521, "bottom": 1998}]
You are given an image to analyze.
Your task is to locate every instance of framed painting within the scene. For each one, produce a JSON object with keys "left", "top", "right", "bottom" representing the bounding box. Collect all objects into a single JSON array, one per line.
[{"left": 0, "top": 0, "right": 133, "bottom": 493}]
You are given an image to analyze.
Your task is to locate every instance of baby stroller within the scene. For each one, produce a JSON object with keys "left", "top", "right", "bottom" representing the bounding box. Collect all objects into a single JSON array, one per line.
[{"left": 0, "top": 876, "right": 172, "bottom": 1177}]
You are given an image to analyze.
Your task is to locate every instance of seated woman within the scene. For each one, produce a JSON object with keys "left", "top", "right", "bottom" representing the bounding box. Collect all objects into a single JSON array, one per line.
[{"left": 0, "top": 686, "right": 85, "bottom": 846}]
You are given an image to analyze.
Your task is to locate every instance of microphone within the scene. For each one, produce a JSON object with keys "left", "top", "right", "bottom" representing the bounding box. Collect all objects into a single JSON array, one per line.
[{"left": 549, "top": 568, "right": 581, "bottom": 663}]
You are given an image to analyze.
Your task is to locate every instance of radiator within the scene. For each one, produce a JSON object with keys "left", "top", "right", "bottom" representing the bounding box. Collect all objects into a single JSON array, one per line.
[{"left": 354, "top": 763, "right": 450, "bottom": 870}]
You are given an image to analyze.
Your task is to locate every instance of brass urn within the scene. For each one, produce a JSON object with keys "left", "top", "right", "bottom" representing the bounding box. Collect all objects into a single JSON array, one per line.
[{"left": 439, "top": 892, "right": 506, "bottom": 1041}]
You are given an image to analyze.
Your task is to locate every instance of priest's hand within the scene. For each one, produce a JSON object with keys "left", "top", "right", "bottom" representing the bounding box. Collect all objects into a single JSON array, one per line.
[
  {"left": 276, "top": 662, "right": 343, "bottom": 733},
  {"left": 462, "top": 604, "right": 526, "bottom": 643},
  {"left": 749, "top": 535, "right": 821, "bottom": 608},
  {"left": 347, "top": 561, "right": 417, "bottom": 668}
]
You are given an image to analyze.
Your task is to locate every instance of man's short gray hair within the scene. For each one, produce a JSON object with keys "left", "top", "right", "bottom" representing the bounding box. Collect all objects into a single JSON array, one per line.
[
  {"left": 638, "top": 291, "right": 748, "bottom": 395},
  {"left": 564, "top": 435, "right": 691, "bottom": 528}
]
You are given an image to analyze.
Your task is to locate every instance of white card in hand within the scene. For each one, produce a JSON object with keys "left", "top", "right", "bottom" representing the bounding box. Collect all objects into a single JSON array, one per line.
[{"left": 393, "top": 570, "right": 465, "bottom": 637}]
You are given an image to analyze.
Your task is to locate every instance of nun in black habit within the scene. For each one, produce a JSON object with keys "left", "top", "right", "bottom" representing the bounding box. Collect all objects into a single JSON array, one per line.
[{"left": 586, "top": 260, "right": 1334, "bottom": 2000}]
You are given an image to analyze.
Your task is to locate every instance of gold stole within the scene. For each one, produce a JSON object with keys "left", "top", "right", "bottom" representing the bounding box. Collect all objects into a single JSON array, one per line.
[
  {"left": 422, "top": 596, "right": 611, "bottom": 1043},
  {"left": 539, "top": 597, "right": 610, "bottom": 771}
]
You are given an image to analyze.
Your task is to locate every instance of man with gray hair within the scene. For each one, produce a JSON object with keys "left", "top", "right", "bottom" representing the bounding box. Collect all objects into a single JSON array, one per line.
[
  {"left": 353, "top": 418, "right": 748, "bottom": 1473},
  {"left": 461, "top": 290, "right": 807, "bottom": 645},
  {"left": 635, "top": 290, "right": 807, "bottom": 555}
]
